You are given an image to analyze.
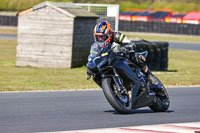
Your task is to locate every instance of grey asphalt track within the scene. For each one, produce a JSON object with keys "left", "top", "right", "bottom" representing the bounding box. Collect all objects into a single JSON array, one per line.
[
  {"left": 0, "top": 87, "right": 200, "bottom": 133},
  {"left": 168, "top": 41, "right": 200, "bottom": 51},
  {"left": 0, "top": 34, "right": 17, "bottom": 40}
]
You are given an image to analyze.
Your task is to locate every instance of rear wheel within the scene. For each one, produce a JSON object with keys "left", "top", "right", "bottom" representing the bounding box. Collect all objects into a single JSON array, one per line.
[
  {"left": 149, "top": 75, "right": 170, "bottom": 112},
  {"left": 102, "top": 78, "right": 133, "bottom": 114}
]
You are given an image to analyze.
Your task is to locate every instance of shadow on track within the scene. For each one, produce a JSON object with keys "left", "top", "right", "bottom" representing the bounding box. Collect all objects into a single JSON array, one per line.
[{"left": 104, "top": 109, "right": 174, "bottom": 115}]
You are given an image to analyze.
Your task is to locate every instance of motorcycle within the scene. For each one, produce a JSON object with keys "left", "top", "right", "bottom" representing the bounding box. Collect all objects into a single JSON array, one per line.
[{"left": 87, "top": 42, "right": 170, "bottom": 114}]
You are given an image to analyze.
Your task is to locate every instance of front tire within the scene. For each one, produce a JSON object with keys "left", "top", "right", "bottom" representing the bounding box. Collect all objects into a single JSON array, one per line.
[{"left": 102, "top": 78, "right": 133, "bottom": 114}]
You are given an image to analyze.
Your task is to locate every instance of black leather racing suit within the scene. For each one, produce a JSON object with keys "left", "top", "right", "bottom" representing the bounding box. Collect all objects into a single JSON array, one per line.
[
  {"left": 88, "top": 32, "right": 158, "bottom": 85},
  {"left": 111, "top": 32, "right": 148, "bottom": 72}
]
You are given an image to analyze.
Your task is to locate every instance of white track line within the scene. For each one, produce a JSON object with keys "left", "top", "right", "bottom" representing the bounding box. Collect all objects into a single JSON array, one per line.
[{"left": 39, "top": 122, "right": 200, "bottom": 133}]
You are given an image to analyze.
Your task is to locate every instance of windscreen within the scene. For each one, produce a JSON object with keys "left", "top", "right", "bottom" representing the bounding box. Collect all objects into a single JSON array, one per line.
[{"left": 88, "top": 42, "right": 111, "bottom": 60}]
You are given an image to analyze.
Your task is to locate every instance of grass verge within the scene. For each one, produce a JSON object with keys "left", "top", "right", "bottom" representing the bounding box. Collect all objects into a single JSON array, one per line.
[
  {"left": 0, "top": 0, "right": 200, "bottom": 13},
  {"left": 155, "top": 49, "right": 200, "bottom": 86},
  {"left": 0, "top": 28, "right": 17, "bottom": 34},
  {"left": 0, "top": 39, "right": 200, "bottom": 91}
]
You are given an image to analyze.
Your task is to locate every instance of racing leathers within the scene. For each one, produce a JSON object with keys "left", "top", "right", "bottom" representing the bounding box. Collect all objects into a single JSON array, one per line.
[{"left": 88, "top": 32, "right": 158, "bottom": 85}]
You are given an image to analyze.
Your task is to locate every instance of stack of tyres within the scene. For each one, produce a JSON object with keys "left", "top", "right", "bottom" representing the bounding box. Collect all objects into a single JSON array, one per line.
[
  {"left": 119, "top": 20, "right": 200, "bottom": 35},
  {"left": 119, "top": 21, "right": 125, "bottom": 31},
  {"left": 133, "top": 40, "right": 168, "bottom": 71},
  {"left": 0, "top": 15, "right": 18, "bottom": 26},
  {"left": 0, "top": 16, "right": 6, "bottom": 25},
  {"left": 153, "top": 42, "right": 162, "bottom": 70},
  {"left": 198, "top": 24, "right": 200, "bottom": 35},
  {"left": 193, "top": 24, "right": 199, "bottom": 35},
  {"left": 154, "top": 42, "right": 168, "bottom": 71},
  {"left": 160, "top": 42, "right": 169, "bottom": 71}
]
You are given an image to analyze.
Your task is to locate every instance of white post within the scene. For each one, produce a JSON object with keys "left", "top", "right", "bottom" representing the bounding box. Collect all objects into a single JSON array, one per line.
[
  {"left": 115, "top": 5, "right": 119, "bottom": 32},
  {"left": 88, "top": 6, "right": 90, "bottom": 12}
]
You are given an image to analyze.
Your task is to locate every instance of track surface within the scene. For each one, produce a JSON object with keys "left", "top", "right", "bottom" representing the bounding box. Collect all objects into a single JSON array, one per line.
[
  {"left": 0, "top": 87, "right": 200, "bottom": 133},
  {"left": 0, "top": 33, "right": 17, "bottom": 40},
  {"left": 168, "top": 41, "right": 200, "bottom": 51}
]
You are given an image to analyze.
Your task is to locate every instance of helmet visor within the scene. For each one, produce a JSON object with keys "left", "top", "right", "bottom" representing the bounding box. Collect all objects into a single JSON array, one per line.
[{"left": 95, "top": 34, "right": 109, "bottom": 42}]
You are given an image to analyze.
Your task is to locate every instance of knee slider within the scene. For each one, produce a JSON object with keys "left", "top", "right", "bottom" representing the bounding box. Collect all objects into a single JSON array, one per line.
[{"left": 135, "top": 53, "right": 146, "bottom": 68}]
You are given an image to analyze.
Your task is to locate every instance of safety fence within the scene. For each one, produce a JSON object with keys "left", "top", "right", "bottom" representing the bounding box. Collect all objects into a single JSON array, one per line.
[
  {"left": 134, "top": 40, "right": 169, "bottom": 71},
  {"left": 119, "top": 20, "right": 200, "bottom": 35},
  {"left": 0, "top": 2, "right": 120, "bottom": 31}
]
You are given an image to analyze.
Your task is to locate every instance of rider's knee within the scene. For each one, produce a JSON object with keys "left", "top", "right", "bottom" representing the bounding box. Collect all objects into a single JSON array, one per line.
[{"left": 131, "top": 53, "right": 147, "bottom": 68}]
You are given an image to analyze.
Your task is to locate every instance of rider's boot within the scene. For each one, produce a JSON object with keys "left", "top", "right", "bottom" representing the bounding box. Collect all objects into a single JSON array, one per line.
[
  {"left": 142, "top": 66, "right": 159, "bottom": 85},
  {"left": 129, "top": 52, "right": 159, "bottom": 85}
]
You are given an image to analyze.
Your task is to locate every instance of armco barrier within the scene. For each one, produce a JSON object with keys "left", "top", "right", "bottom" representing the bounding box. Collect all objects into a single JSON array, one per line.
[
  {"left": 119, "top": 20, "right": 200, "bottom": 35},
  {"left": 133, "top": 40, "right": 168, "bottom": 71}
]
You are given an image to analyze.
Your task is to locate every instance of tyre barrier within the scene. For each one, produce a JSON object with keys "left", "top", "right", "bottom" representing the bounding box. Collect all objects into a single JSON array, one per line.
[
  {"left": 119, "top": 20, "right": 200, "bottom": 35},
  {"left": 133, "top": 40, "right": 169, "bottom": 71},
  {"left": 0, "top": 15, "right": 18, "bottom": 26}
]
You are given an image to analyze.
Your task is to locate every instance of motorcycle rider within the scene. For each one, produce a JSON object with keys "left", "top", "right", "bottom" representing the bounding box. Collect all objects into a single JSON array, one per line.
[{"left": 87, "top": 21, "right": 158, "bottom": 85}]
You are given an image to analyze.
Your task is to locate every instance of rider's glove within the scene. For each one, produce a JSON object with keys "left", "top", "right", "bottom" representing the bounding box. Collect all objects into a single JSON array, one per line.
[
  {"left": 125, "top": 41, "right": 136, "bottom": 52},
  {"left": 122, "top": 41, "right": 135, "bottom": 58}
]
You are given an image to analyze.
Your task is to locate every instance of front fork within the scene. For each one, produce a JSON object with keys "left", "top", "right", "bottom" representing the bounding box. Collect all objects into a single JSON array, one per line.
[
  {"left": 112, "top": 68, "right": 127, "bottom": 94},
  {"left": 112, "top": 68, "right": 143, "bottom": 108}
]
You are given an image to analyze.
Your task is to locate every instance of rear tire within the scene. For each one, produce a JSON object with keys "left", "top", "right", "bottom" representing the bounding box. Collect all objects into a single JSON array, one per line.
[
  {"left": 102, "top": 78, "right": 133, "bottom": 114},
  {"left": 149, "top": 75, "right": 170, "bottom": 112}
]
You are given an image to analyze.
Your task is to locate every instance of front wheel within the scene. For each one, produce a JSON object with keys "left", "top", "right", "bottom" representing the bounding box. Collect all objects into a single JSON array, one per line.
[{"left": 102, "top": 78, "right": 134, "bottom": 114}]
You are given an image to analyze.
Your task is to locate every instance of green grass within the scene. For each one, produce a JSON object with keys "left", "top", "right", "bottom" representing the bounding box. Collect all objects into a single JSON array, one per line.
[
  {"left": 118, "top": 1, "right": 200, "bottom": 13},
  {"left": 0, "top": 0, "right": 72, "bottom": 11},
  {"left": 0, "top": 28, "right": 17, "bottom": 34},
  {"left": 155, "top": 50, "right": 200, "bottom": 86},
  {"left": 0, "top": 40, "right": 97, "bottom": 91},
  {"left": 0, "top": 39, "right": 200, "bottom": 91},
  {"left": 0, "top": 0, "right": 199, "bottom": 13}
]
